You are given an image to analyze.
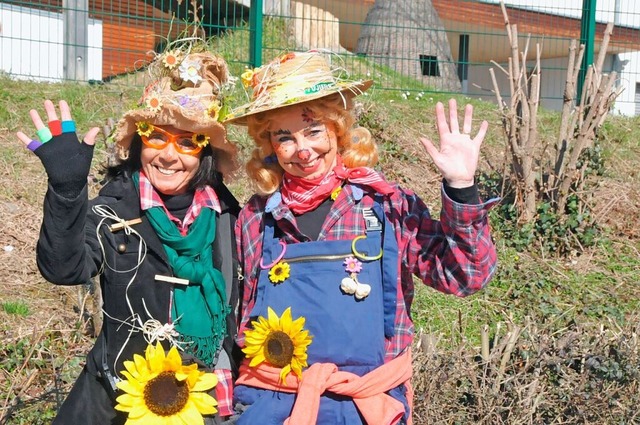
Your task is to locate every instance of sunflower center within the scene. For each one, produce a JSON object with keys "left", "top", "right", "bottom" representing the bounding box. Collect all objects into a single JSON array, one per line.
[
  {"left": 264, "top": 330, "right": 294, "bottom": 367},
  {"left": 143, "top": 371, "right": 189, "bottom": 417}
]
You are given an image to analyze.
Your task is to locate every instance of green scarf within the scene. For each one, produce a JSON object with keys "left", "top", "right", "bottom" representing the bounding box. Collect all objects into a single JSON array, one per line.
[{"left": 133, "top": 172, "right": 229, "bottom": 366}]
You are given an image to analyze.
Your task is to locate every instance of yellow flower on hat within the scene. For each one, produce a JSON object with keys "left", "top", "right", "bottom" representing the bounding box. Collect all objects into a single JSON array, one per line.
[
  {"left": 179, "top": 57, "right": 202, "bottom": 85},
  {"left": 242, "top": 307, "right": 312, "bottom": 382},
  {"left": 205, "top": 102, "right": 221, "bottom": 121},
  {"left": 114, "top": 342, "right": 218, "bottom": 424},
  {"left": 192, "top": 133, "right": 210, "bottom": 148},
  {"left": 145, "top": 95, "right": 162, "bottom": 113},
  {"left": 136, "top": 122, "right": 154, "bottom": 137},
  {"left": 161, "top": 50, "right": 181, "bottom": 70},
  {"left": 241, "top": 68, "right": 255, "bottom": 88}
]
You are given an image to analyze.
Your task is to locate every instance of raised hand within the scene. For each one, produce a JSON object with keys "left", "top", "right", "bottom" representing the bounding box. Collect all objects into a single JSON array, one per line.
[
  {"left": 16, "top": 100, "right": 100, "bottom": 197},
  {"left": 419, "top": 99, "right": 488, "bottom": 188}
]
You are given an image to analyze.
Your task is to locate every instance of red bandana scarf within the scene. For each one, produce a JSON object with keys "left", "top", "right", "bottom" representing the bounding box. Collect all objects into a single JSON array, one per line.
[{"left": 281, "top": 156, "right": 394, "bottom": 214}]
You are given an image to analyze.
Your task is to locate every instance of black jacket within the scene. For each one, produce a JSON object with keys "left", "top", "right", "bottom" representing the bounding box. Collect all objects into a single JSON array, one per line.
[{"left": 37, "top": 172, "right": 241, "bottom": 388}]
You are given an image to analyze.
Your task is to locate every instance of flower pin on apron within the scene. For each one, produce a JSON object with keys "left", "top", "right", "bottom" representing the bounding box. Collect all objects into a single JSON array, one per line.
[
  {"left": 341, "top": 256, "right": 371, "bottom": 300},
  {"left": 242, "top": 307, "right": 313, "bottom": 382}
]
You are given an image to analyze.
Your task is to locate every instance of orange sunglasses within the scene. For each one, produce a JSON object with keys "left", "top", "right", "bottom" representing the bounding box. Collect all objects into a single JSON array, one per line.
[{"left": 140, "top": 126, "right": 206, "bottom": 156}]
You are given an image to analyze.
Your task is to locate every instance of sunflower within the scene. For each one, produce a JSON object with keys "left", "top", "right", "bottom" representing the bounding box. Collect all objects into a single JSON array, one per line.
[
  {"left": 192, "top": 133, "right": 210, "bottom": 148},
  {"left": 135, "top": 122, "right": 154, "bottom": 137},
  {"left": 268, "top": 261, "right": 290, "bottom": 284},
  {"left": 330, "top": 186, "right": 342, "bottom": 201},
  {"left": 114, "top": 342, "right": 218, "bottom": 425},
  {"left": 243, "top": 307, "right": 312, "bottom": 381}
]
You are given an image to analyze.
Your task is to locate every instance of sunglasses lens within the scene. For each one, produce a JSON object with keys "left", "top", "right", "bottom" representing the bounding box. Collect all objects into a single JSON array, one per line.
[
  {"left": 146, "top": 131, "right": 168, "bottom": 147},
  {"left": 176, "top": 137, "right": 198, "bottom": 152}
]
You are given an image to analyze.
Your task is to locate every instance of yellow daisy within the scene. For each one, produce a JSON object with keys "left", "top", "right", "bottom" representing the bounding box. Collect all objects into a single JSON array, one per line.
[
  {"left": 269, "top": 261, "right": 290, "bottom": 284},
  {"left": 135, "top": 122, "right": 154, "bottom": 137},
  {"left": 241, "top": 68, "right": 255, "bottom": 88},
  {"left": 243, "top": 307, "right": 312, "bottom": 382},
  {"left": 205, "top": 102, "right": 221, "bottom": 121},
  {"left": 115, "top": 342, "right": 218, "bottom": 425},
  {"left": 192, "top": 133, "right": 210, "bottom": 148}
]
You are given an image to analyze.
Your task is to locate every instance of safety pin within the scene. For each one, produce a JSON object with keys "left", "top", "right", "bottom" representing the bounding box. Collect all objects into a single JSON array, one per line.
[
  {"left": 351, "top": 235, "right": 383, "bottom": 261},
  {"left": 259, "top": 240, "right": 287, "bottom": 269}
]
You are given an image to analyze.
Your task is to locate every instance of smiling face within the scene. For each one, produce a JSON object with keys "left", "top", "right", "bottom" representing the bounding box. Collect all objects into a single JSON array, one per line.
[
  {"left": 268, "top": 105, "right": 338, "bottom": 180},
  {"left": 140, "top": 125, "right": 201, "bottom": 195}
]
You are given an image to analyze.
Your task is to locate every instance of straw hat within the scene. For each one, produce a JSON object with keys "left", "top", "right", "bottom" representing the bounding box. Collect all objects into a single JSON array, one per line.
[
  {"left": 113, "top": 40, "right": 238, "bottom": 172},
  {"left": 225, "top": 51, "right": 373, "bottom": 125}
]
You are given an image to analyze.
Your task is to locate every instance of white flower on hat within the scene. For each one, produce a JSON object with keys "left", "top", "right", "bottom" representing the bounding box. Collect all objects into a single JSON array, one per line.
[
  {"left": 145, "top": 94, "right": 163, "bottom": 112},
  {"left": 179, "top": 57, "right": 202, "bottom": 85},
  {"left": 161, "top": 49, "right": 181, "bottom": 70}
]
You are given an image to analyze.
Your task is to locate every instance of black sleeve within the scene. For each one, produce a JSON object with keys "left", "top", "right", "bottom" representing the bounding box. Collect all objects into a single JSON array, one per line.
[
  {"left": 36, "top": 184, "right": 102, "bottom": 285},
  {"left": 443, "top": 180, "right": 480, "bottom": 204}
]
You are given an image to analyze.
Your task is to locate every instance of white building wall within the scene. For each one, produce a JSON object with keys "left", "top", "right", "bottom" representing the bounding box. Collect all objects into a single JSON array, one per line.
[
  {"left": 475, "top": 0, "right": 640, "bottom": 115},
  {"left": 0, "top": 3, "right": 102, "bottom": 81}
]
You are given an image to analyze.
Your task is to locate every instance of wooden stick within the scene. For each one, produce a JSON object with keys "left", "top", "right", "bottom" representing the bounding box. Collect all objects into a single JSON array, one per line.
[{"left": 109, "top": 218, "right": 143, "bottom": 232}]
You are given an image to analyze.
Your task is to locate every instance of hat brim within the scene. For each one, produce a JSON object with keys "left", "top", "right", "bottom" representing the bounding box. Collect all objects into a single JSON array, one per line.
[
  {"left": 113, "top": 105, "right": 238, "bottom": 174},
  {"left": 225, "top": 79, "right": 373, "bottom": 126}
]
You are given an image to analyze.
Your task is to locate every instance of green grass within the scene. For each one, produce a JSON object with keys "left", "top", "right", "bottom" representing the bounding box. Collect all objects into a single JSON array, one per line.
[{"left": 1, "top": 300, "right": 31, "bottom": 316}]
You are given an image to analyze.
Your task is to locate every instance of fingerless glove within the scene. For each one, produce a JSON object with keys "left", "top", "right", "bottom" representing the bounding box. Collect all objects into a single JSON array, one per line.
[{"left": 33, "top": 120, "right": 95, "bottom": 198}]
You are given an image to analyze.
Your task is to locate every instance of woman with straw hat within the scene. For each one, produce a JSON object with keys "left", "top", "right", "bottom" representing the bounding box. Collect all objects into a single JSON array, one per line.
[
  {"left": 17, "top": 39, "right": 242, "bottom": 425},
  {"left": 226, "top": 51, "right": 498, "bottom": 424}
]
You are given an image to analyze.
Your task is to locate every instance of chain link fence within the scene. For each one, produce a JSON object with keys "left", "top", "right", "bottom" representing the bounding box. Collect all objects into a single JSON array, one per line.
[{"left": 1, "top": 0, "right": 639, "bottom": 114}]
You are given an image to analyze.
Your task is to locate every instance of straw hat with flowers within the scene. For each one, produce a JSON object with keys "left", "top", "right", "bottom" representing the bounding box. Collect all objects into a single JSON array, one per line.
[
  {"left": 225, "top": 51, "right": 373, "bottom": 125},
  {"left": 113, "top": 38, "right": 238, "bottom": 174}
]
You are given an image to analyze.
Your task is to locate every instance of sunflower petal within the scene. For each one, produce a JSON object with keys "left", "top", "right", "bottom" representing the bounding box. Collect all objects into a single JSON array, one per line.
[
  {"left": 166, "top": 346, "right": 183, "bottom": 371},
  {"left": 115, "top": 393, "right": 139, "bottom": 408},
  {"left": 190, "top": 372, "right": 218, "bottom": 392},
  {"left": 133, "top": 353, "right": 150, "bottom": 375},
  {"left": 190, "top": 392, "right": 219, "bottom": 414},
  {"left": 279, "top": 365, "right": 292, "bottom": 382},
  {"left": 147, "top": 342, "right": 165, "bottom": 372},
  {"left": 177, "top": 401, "right": 205, "bottom": 425},
  {"left": 249, "top": 352, "right": 266, "bottom": 367},
  {"left": 116, "top": 379, "right": 143, "bottom": 396}
]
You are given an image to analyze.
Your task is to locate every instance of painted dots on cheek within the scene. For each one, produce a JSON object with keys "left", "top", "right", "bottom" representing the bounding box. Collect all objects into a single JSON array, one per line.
[{"left": 273, "top": 144, "right": 290, "bottom": 157}]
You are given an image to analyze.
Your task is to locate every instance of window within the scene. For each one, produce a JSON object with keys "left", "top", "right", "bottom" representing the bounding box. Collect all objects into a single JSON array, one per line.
[{"left": 419, "top": 55, "right": 440, "bottom": 77}]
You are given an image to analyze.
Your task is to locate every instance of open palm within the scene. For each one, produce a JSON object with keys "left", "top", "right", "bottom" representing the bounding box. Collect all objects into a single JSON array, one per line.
[{"left": 420, "top": 99, "right": 488, "bottom": 188}]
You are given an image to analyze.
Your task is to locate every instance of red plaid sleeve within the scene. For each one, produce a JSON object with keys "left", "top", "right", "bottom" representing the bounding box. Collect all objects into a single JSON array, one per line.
[
  {"left": 398, "top": 185, "right": 498, "bottom": 297},
  {"left": 214, "top": 368, "right": 234, "bottom": 417}
]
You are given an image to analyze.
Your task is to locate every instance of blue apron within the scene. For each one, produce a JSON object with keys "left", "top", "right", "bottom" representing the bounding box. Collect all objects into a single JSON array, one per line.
[{"left": 235, "top": 190, "right": 408, "bottom": 425}]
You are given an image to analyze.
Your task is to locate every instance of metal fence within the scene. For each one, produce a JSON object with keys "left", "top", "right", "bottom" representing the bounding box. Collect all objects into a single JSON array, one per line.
[{"left": 1, "top": 0, "right": 639, "bottom": 115}]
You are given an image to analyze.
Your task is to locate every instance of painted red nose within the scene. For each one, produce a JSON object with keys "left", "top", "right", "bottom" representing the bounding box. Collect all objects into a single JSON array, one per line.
[{"left": 297, "top": 149, "right": 311, "bottom": 161}]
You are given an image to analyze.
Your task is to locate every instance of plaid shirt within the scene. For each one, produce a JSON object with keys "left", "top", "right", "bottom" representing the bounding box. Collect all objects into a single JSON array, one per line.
[
  {"left": 235, "top": 179, "right": 498, "bottom": 361},
  {"left": 138, "top": 172, "right": 234, "bottom": 417}
]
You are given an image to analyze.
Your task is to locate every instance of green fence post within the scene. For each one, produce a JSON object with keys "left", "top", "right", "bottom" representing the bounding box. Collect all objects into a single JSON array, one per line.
[
  {"left": 578, "top": 0, "right": 597, "bottom": 102},
  {"left": 249, "top": 0, "right": 263, "bottom": 68}
]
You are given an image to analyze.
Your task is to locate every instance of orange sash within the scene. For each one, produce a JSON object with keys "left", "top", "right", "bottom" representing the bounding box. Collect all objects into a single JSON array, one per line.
[{"left": 236, "top": 349, "right": 414, "bottom": 425}]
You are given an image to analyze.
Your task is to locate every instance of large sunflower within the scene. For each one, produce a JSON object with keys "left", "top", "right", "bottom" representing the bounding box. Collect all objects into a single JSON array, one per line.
[
  {"left": 115, "top": 342, "right": 218, "bottom": 425},
  {"left": 243, "top": 307, "right": 312, "bottom": 382}
]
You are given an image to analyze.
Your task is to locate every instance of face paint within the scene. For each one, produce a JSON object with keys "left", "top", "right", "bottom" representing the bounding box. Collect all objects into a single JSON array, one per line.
[{"left": 268, "top": 105, "right": 338, "bottom": 180}]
